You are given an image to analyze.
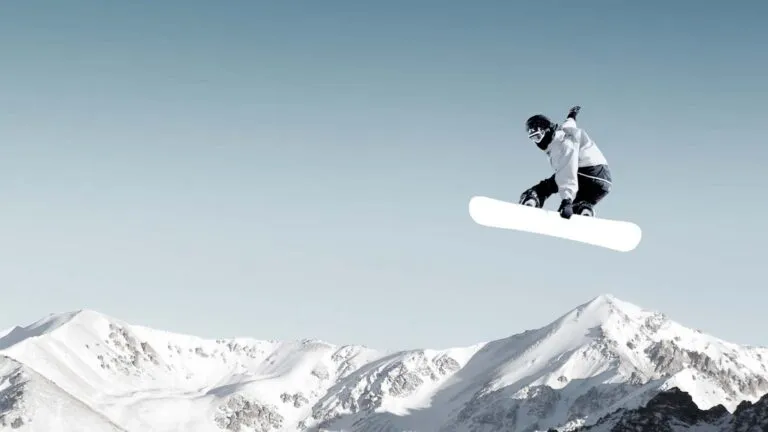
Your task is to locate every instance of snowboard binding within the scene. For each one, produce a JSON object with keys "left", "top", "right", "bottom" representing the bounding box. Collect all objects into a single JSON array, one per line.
[
  {"left": 573, "top": 201, "right": 595, "bottom": 217},
  {"left": 520, "top": 188, "right": 597, "bottom": 217},
  {"left": 519, "top": 190, "right": 542, "bottom": 208}
]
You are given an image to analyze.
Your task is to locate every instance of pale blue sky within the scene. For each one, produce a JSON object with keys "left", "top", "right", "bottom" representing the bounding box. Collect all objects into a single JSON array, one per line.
[{"left": 0, "top": 1, "right": 766, "bottom": 350}]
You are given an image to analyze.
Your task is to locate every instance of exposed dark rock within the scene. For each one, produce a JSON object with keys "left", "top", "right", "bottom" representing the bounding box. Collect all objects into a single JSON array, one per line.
[{"left": 575, "top": 387, "right": 768, "bottom": 432}]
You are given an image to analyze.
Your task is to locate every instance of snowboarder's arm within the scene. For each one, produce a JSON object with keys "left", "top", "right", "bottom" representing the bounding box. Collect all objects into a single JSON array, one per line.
[
  {"left": 551, "top": 140, "right": 579, "bottom": 201},
  {"left": 560, "top": 117, "right": 583, "bottom": 142},
  {"left": 567, "top": 105, "right": 580, "bottom": 120}
]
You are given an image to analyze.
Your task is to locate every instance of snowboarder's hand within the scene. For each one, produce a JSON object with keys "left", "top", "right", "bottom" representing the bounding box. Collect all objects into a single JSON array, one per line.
[
  {"left": 558, "top": 198, "right": 573, "bottom": 219},
  {"left": 567, "top": 106, "right": 580, "bottom": 120}
]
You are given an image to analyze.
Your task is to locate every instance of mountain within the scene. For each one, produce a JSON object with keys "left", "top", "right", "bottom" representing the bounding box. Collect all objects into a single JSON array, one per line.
[
  {"left": 578, "top": 387, "right": 768, "bottom": 431},
  {"left": 0, "top": 294, "right": 767, "bottom": 431}
]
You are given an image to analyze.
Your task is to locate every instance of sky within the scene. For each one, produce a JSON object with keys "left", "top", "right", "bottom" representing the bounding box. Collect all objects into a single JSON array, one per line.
[{"left": 0, "top": 1, "right": 766, "bottom": 351}]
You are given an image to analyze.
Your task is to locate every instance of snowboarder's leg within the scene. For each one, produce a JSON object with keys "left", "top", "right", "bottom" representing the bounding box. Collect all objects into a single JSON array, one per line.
[
  {"left": 519, "top": 175, "right": 557, "bottom": 208},
  {"left": 573, "top": 165, "right": 612, "bottom": 217}
]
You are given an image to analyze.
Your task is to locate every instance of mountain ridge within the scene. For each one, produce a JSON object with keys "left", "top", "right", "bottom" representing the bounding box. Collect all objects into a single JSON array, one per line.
[
  {"left": 0, "top": 293, "right": 766, "bottom": 431},
  {"left": 578, "top": 386, "right": 768, "bottom": 431}
]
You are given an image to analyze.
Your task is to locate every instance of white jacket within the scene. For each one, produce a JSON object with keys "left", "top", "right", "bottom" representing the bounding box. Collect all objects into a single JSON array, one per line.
[{"left": 544, "top": 118, "right": 608, "bottom": 201}]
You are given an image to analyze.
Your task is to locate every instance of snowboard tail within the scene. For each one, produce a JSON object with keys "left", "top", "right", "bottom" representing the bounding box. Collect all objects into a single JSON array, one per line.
[{"left": 468, "top": 196, "right": 642, "bottom": 252}]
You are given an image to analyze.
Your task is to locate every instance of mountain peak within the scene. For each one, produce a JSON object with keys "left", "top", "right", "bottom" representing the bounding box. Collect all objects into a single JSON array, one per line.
[
  {"left": 547, "top": 293, "right": 658, "bottom": 339},
  {"left": 0, "top": 309, "right": 122, "bottom": 350},
  {"left": 0, "top": 310, "right": 79, "bottom": 350},
  {"left": 581, "top": 293, "right": 647, "bottom": 316}
]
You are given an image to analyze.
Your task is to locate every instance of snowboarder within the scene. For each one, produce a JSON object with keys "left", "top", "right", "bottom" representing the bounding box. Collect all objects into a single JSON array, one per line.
[{"left": 519, "top": 106, "right": 612, "bottom": 219}]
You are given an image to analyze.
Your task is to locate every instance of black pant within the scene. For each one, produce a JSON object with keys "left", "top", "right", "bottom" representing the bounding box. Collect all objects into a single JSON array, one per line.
[{"left": 532, "top": 164, "right": 612, "bottom": 212}]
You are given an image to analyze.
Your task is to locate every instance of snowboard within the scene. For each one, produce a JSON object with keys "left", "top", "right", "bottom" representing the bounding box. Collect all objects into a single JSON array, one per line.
[{"left": 468, "top": 196, "right": 642, "bottom": 252}]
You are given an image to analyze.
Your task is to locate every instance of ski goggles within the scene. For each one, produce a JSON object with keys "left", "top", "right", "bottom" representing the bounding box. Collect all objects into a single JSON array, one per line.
[{"left": 527, "top": 128, "right": 546, "bottom": 144}]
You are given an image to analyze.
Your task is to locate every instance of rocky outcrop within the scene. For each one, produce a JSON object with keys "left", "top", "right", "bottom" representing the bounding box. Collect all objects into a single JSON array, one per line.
[
  {"left": 577, "top": 387, "right": 768, "bottom": 431},
  {"left": 645, "top": 340, "right": 768, "bottom": 399},
  {"left": 215, "top": 395, "right": 284, "bottom": 432},
  {"left": 309, "top": 351, "right": 461, "bottom": 426},
  {"left": 0, "top": 366, "right": 27, "bottom": 429}
]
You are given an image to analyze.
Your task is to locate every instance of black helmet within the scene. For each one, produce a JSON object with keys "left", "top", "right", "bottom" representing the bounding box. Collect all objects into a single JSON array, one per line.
[
  {"left": 525, "top": 114, "right": 553, "bottom": 132},
  {"left": 525, "top": 114, "right": 554, "bottom": 146}
]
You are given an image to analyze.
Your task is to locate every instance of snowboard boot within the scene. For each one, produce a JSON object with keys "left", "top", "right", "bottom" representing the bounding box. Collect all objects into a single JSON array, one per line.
[
  {"left": 573, "top": 201, "right": 595, "bottom": 217},
  {"left": 519, "top": 190, "right": 542, "bottom": 208}
]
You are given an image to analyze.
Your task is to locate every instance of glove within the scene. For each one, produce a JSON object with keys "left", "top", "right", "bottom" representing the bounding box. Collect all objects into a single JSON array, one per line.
[
  {"left": 558, "top": 198, "right": 573, "bottom": 219},
  {"left": 567, "top": 106, "right": 581, "bottom": 120},
  {"left": 519, "top": 189, "right": 542, "bottom": 208}
]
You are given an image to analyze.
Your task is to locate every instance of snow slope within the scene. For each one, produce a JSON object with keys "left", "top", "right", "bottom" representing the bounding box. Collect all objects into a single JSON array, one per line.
[
  {"left": 0, "top": 310, "right": 383, "bottom": 431},
  {"left": 1, "top": 294, "right": 767, "bottom": 431},
  {"left": 0, "top": 355, "right": 126, "bottom": 431}
]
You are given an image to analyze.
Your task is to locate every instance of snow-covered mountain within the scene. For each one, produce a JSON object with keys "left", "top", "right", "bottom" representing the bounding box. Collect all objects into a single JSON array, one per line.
[{"left": 1, "top": 294, "right": 767, "bottom": 431}]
